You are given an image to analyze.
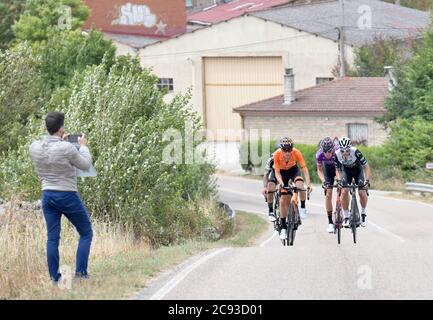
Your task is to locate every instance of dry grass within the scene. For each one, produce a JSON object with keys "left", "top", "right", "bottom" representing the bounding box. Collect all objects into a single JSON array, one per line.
[
  {"left": 0, "top": 200, "right": 145, "bottom": 299},
  {"left": 0, "top": 197, "right": 264, "bottom": 299}
]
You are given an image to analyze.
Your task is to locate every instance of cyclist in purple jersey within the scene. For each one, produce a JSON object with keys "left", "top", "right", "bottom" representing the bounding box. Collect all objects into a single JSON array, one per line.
[{"left": 316, "top": 137, "right": 339, "bottom": 233}]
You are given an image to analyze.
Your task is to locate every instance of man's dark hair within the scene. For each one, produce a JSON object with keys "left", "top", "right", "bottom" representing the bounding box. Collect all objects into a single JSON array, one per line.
[{"left": 45, "top": 112, "right": 65, "bottom": 135}]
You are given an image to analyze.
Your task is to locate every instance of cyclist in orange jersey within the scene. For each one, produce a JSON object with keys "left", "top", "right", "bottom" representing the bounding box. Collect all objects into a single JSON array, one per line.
[{"left": 273, "top": 137, "right": 312, "bottom": 240}]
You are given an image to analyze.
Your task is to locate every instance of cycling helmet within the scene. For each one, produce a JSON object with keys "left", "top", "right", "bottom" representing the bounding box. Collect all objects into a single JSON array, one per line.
[
  {"left": 280, "top": 137, "right": 293, "bottom": 152},
  {"left": 339, "top": 137, "right": 352, "bottom": 150},
  {"left": 321, "top": 137, "right": 334, "bottom": 153}
]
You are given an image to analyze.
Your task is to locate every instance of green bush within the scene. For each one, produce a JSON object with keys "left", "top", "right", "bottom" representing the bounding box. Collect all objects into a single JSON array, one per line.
[
  {"left": 0, "top": 44, "right": 46, "bottom": 153},
  {"left": 0, "top": 57, "right": 222, "bottom": 246}
]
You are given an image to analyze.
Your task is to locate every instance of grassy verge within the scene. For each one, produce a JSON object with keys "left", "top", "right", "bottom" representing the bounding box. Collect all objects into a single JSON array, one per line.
[{"left": 0, "top": 209, "right": 267, "bottom": 300}]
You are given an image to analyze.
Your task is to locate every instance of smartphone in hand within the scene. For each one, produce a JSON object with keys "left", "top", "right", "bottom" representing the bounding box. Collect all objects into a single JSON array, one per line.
[{"left": 67, "top": 134, "right": 83, "bottom": 144}]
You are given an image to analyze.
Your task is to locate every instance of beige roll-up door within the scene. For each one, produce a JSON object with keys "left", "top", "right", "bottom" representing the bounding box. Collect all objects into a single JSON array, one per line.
[{"left": 204, "top": 57, "right": 283, "bottom": 141}]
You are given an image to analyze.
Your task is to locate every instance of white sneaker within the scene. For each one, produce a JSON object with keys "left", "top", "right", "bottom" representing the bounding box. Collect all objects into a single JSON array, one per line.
[
  {"left": 343, "top": 218, "right": 350, "bottom": 228},
  {"left": 327, "top": 223, "right": 335, "bottom": 233},
  {"left": 268, "top": 213, "right": 277, "bottom": 222},
  {"left": 300, "top": 208, "right": 307, "bottom": 219},
  {"left": 361, "top": 214, "right": 367, "bottom": 227},
  {"left": 279, "top": 228, "right": 287, "bottom": 240}
]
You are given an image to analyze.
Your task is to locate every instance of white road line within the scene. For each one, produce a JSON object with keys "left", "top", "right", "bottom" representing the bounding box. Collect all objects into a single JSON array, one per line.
[
  {"left": 375, "top": 195, "right": 433, "bottom": 209},
  {"left": 149, "top": 248, "right": 230, "bottom": 300},
  {"left": 260, "top": 231, "right": 277, "bottom": 247},
  {"left": 367, "top": 220, "right": 405, "bottom": 243}
]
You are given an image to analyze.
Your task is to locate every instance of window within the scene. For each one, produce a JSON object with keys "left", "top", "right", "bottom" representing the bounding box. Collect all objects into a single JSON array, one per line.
[
  {"left": 157, "top": 78, "right": 174, "bottom": 92},
  {"left": 316, "top": 77, "right": 334, "bottom": 85},
  {"left": 348, "top": 123, "right": 368, "bottom": 146},
  {"left": 186, "top": 0, "right": 193, "bottom": 8}
]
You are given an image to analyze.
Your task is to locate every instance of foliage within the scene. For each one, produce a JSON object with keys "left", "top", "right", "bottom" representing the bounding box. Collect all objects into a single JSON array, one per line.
[
  {"left": 383, "top": 0, "right": 433, "bottom": 11},
  {"left": 351, "top": 37, "right": 405, "bottom": 77},
  {"left": 0, "top": 0, "right": 26, "bottom": 50},
  {"left": 0, "top": 44, "right": 45, "bottom": 153},
  {"left": 12, "top": 0, "right": 89, "bottom": 46},
  {"left": 382, "top": 117, "right": 433, "bottom": 174},
  {"left": 37, "top": 28, "right": 116, "bottom": 90},
  {"left": 0, "top": 57, "right": 218, "bottom": 245},
  {"left": 382, "top": 19, "right": 433, "bottom": 123}
]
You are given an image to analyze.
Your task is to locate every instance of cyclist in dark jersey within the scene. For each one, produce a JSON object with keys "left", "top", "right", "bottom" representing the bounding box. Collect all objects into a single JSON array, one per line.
[
  {"left": 334, "top": 137, "right": 371, "bottom": 228},
  {"left": 316, "top": 137, "right": 339, "bottom": 233},
  {"left": 262, "top": 143, "right": 280, "bottom": 222}
]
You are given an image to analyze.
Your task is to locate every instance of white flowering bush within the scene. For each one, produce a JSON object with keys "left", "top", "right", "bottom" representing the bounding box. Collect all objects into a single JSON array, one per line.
[{"left": 0, "top": 57, "right": 221, "bottom": 245}]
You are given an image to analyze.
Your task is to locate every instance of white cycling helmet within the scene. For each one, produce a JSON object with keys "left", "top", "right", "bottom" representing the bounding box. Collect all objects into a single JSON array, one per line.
[{"left": 339, "top": 137, "right": 352, "bottom": 150}]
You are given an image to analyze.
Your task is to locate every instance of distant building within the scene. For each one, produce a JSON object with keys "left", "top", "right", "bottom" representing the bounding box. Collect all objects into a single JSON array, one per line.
[
  {"left": 83, "top": 0, "right": 187, "bottom": 38},
  {"left": 139, "top": 0, "right": 428, "bottom": 142},
  {"left": 234, "top": 72, "right": 391, "bottom": 146}
]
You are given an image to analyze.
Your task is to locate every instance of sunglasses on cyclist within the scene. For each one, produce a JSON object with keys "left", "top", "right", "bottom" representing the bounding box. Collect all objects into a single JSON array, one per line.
[{"left": 341, "top": 148, "right": 351, "bottom": 154}]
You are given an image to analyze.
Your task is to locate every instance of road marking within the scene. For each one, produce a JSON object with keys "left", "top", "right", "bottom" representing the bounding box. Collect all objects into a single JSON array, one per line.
[
  {"left": 374, "top": 195, "right": 433, "bottom": 210},
  {"left": 260, "top": 231, "right": 277, "bottom": 247},
  {"left": 367, "top": 220, "right": 405, "bottom": 243},
  {"left": 149, "top": 248, "right": 230, "bottom": 300}
]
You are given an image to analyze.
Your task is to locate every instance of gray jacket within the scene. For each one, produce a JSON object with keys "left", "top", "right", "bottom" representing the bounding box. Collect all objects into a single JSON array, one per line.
[{"left": 29, "top": 135, "right": 92, "bottom": 192}]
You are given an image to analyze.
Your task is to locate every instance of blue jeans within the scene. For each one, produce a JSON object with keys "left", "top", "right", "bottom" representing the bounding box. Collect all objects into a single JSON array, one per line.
[{"left": 42, "top": 191, "right": 93, "bottom": 281}]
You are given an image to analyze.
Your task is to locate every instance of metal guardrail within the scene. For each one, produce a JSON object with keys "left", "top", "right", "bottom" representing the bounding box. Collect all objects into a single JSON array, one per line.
[{"left": 405, "top": 182, "right": 433, "bottom": 194}]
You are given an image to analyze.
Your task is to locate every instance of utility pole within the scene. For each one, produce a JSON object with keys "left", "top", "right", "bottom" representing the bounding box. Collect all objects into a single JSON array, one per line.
[{"left": 338, "top": 0, "right": 346, "bottom": 78}]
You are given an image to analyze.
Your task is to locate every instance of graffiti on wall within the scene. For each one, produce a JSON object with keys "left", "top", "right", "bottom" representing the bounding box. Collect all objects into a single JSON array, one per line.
[{"left": 112, "top": 3, "right": 157, "bottom": 27}]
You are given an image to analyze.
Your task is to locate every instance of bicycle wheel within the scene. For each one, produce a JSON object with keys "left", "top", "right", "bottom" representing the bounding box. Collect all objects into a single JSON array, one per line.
[
  {"left": 335, "top": 203, "right": 342, "bottom": 245},
  {"left": 350, "top": 195, "right": 359, "bottom": 244},
  {"left": 288, "top": 203, "right": 298, "bottom": 246}
]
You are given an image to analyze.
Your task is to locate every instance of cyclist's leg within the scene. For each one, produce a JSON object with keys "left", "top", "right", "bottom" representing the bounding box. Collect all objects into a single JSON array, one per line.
[
  {"left": 340, "top": 167, "right": 353, "bottom": 223},
  {"left": 322, "top": 164, "right": 335, "bottom": 212},
  {"left": 323, "top": 164, "right": 335, "bottom": 226},
  {"left": 355, "top": 166, "right": 368, "bottom": 224},
  {"left": 266, "top": 171, "right": 277, "bottom": 221},
  {"left": 267, "top": 170, "right": 277, "bottom": 205},
  {"left": 279, "top": 170, "right": 291, "bottom": 221}
]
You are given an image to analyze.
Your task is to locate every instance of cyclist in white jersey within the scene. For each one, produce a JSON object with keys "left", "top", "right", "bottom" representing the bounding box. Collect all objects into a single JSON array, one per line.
[{"left": 334, "top": 137, "right": 371, "bottom": 228}]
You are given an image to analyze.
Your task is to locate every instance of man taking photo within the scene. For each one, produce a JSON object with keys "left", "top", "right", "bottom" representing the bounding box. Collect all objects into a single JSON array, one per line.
[{"left": 29, "top": 111, "right": 93, "bottom": 282}]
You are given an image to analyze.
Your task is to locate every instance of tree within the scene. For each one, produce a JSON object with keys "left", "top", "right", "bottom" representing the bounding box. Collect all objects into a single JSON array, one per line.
[
  {"left": 0, "top": 44, "right": 45, "bottom": 152},
  {"left": 12, "top": 0, "right": 89, "bottom": 46},
  {"left": 0, "top": 56, "right": 219, "bottom": 244},
  {"left": 0, "top": 0, "right": 26, "bottom": 50},
  {"left": 38, "top": 28, "right": 116, "bottom": 90},
  {"left": 382, "top": 21, "right": 433, "bottom": 123},
  {"left": 351, "top": 37, "right": 405, "bottom": 77}
]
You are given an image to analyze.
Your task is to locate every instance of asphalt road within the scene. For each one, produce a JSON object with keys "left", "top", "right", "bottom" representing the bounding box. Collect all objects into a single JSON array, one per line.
[{"left": 136, "top": 174, "right": 433, "bottom": 300}]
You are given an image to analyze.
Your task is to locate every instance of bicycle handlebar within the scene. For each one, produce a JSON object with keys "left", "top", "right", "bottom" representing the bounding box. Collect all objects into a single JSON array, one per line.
[
  {"left": 323, "top": 183, "right": 369, "bottom": 196},
  {"left": 278, "top": 185, "right": 311, "bottom": 200}
]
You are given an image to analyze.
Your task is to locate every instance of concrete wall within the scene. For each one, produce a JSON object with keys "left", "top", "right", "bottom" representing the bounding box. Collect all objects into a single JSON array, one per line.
[
  {"left": 243, "top": 115, "right": 388, "bottom": 146},
  {"left": 138, "top": 15, "right": 355, "bottom": 123}
]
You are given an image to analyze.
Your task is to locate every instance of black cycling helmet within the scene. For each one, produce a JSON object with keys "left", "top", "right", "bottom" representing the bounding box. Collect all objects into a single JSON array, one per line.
[{"left": 279, "top": 137, "right": 293, "bottom": 152}]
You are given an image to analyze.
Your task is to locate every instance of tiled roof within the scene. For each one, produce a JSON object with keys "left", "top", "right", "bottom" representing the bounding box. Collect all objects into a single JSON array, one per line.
[
  {"left": 251, "top": 0, "right": 429, "bottom": 46},
  {"left": 188, "top": 0, "right": 291, "bottom": 24},
  {"left": 234, "top": 77, "right": 389, "bottom": 116}
]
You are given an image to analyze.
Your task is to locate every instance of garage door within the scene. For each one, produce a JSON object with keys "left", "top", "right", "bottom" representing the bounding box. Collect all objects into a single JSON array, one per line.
[{"left": 204, "top": 57, "right": 283, "bottom": 141}]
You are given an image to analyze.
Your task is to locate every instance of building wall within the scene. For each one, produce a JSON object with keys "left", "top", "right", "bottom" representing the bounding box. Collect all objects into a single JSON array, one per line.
[
  {"left": 139, "top": 15, "right": 355, "bottom": 124},
  {"left": 242, "top": 115, "right": 388, "bottom": 146},
  {"left": 83, "top": 0, "right": 186, "bottom": 37}
]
